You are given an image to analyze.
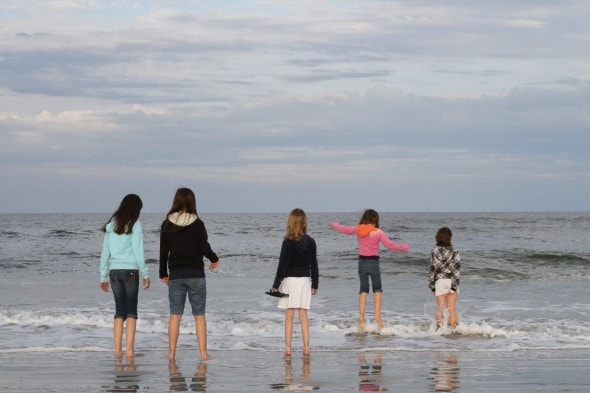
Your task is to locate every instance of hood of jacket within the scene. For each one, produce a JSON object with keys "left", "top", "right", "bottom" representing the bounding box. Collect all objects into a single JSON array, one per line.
[
  {"left": 167, "top": 212, "right": 197, "bottom": 227},
  {"left": 357, "top": 224, "right": 378, "bottom": 238}
]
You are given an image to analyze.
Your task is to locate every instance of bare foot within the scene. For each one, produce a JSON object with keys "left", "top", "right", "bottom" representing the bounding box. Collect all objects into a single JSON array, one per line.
[
  {"left": 283, "top": 351, "right": 292, "bottom": 359},
  {"left": 201, "top": 353, "right": 214, "bottom": 361},
  {"left": 115, "top": 351, "right": 123, "bottom": 358},
  {"left": 303, "top": 351, "right": 310, "bottom": 359},
  {"left": 374, "top": 318, "right": 384, "bottom": 329},
  {"left": 126, "top": 351, "right": 135, "bottom": 358},
  {"left": 358, "top": 318, "right": 366, "bottom": 332},
  {"left": 168, "top": 351, "right": 176, "bottom": 359}
]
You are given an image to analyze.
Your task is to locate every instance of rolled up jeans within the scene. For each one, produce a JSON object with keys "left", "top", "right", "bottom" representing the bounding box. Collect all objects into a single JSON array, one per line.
[
  {"left": 109, "top": 269, "right": 139, "bottom": 320},
  {"left": 358, "top": 256, "right": 382, "bottom": 294}
]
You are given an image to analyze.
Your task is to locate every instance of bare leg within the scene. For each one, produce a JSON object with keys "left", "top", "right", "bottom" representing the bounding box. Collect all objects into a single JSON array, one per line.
[
  {"left": 373, "top": 292, "right": 384, "bottom": 329},
  {"left": 299, "top": 308, "right": 310, "bottom": 357},
  {"left": 358, "top": 293, "right": 368, "bottom": 331},
  {"left": 125, "top": 318, "right": 137, "bottom": 357},
  {"left": 447, "top": 292, "right": 458, "bottom": 328},
  {"left": 113, "top": 318, "right": 124, "bottom": 357},
  {"left": 284, "top": 308, "right": 295, "bottom": 358},
  {"left": 195, "top": 315, "right": 213, "bottom": 360},
  {"left": 435, "top": 294, "right": 447, "bottom": 329},
  {"left": 168, "top": 314, "right": 182, "bottom": 359}
]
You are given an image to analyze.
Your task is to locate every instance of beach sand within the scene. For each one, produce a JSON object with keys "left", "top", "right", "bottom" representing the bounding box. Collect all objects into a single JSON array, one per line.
[{"left": 1, "top": 348, "right": 589, "bottom": 392}]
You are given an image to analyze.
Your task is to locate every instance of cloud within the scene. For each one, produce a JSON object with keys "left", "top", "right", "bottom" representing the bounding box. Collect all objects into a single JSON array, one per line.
[
  {"left": 0, "top": 0, "right": 588, "bottom": 212},
  {"left": 507, "top": 18, "right": 546, "bottom": 28}
]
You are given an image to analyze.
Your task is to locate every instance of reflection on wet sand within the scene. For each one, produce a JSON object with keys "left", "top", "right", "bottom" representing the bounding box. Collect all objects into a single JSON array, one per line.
[
  {"left": 270, "top": 356, "right": 319, "bottom": 391},
  {"left": 168, "top": 359, "right": 207, "bottom": 392},
  {"left": 358, "top": 353, "right": 387, "bottom": 392},
  {"left": 104, "top": 356, "right": 140, "bottom": 393},
  {"left": 429, "top": 354, "right": 459, "bottom": 392}
]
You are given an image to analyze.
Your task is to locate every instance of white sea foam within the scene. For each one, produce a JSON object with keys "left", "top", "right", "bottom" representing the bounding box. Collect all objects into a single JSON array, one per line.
[
  {"left": 1, "top": 212, "right": 589, "bottom": 355},
  {"left": 0, "top": 346, "right": 108, "bottom": 354}
]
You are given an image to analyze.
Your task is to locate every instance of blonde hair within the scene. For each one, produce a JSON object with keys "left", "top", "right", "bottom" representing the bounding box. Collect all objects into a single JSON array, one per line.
[{"left": 285, "top": 208, "right": 307, "bottom": 240}]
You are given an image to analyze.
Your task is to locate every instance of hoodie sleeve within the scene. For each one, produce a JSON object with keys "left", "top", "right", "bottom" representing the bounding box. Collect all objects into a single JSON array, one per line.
[
  {"left": 428, "top": 249, "right": 437, "bottom": 291},
  {"left": 131, "top": 221, "right": 148, "bottom": 279},
  {"left": 272, "top": 239, "right": 290, "bottom": 289},
  {"left": 309, "top": 237, "right": 319, "bottom": 289},
  {"left": 329, "top": 222, "right": 357, "bottom": 235},
  {"left": 450, "top": 249, "right": 461, "bottom": 290},
  {"left": 377, "top": 230, "right": 410, "bottom": 252},
  {"left": 99, "top": 232, "right": 111, "bottom": 283},
  {"left": 159, "top": 221, "right": 170, "bottom": 279},
  {"left": 197, "top": 220, "right": 219, "bottom": 263}
]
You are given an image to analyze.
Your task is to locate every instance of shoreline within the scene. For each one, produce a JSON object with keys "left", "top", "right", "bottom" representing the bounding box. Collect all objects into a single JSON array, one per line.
[{"left": 1, "top": 348, "right": 589, "bottom": 392}]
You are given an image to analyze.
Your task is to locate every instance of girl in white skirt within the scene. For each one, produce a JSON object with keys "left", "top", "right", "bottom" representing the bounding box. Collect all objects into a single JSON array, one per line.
[{"left": 271, "top": 208, "right": 319, "bottom": 358}]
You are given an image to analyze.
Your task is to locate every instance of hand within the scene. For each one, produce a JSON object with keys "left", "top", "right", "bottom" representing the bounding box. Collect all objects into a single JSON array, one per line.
[
  {"left": 209, "top": 261, "right": 219, "bottom": 272},
  {"left": 100, "top": 282, "right": 109, "bottom": 292},
  {"left": 160, "top": 277, "right": 169, "bottom": 286},
  {"left": 143, "top": 278, "right": 151, "bottom": 289},
  {"left": 311, "top": 288, "right": 318, "bottom": 296}
]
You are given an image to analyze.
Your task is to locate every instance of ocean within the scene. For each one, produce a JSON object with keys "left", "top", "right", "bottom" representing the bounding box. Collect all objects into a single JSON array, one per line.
[{"left": 1, "top": 211, "right": 589, "bottom": 391}]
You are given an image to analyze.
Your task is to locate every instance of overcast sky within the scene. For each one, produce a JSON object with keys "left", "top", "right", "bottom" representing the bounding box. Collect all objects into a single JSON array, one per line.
[{"left": 1, "top": 0, "right": 588, "bottom": 213}]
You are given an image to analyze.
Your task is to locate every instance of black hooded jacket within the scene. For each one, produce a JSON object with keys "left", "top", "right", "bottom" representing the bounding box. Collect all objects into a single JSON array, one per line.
[{"left": 272, "top": 234, "right": 319, "bottom": 289}]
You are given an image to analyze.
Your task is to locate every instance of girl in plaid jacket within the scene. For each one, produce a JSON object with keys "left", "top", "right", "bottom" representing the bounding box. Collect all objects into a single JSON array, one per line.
[{"left": 429, "top": 227, "right": 461, "bottom": 329}]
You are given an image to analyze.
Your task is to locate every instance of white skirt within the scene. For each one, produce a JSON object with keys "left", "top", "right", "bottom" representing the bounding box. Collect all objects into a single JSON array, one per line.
[{"left": 277, "top": 277, "right": 312, "bottom": 310}]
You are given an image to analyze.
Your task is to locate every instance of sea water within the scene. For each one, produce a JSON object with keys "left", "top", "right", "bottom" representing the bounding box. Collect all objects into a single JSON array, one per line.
[{"left": 1, "top": 212, "right": 589, "bottom": 355}]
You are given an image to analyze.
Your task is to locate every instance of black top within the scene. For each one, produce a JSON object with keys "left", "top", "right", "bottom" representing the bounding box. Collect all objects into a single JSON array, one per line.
[
  {"left": 159, "top": 218, "right": 218, "bottom": 280},
  {"left": 272, "top": 234, "right": 319, "bottom": 290}
]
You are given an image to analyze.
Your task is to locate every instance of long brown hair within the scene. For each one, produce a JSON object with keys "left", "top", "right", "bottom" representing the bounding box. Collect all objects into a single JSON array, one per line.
[
  {"left": 285, "top": 208, "right": 307, "bottom": 241},
  {"left": 359, "top": 209, "right": 380, "bottom": 228},
  {"left": 102, "top": 194, "right": 142, "bottom": 235},
  {"left": 436, "top": 227, "right": 453, "bottom": 247},
  {"left": 166, "top": 187, "right": 198, "bottom": 217}
]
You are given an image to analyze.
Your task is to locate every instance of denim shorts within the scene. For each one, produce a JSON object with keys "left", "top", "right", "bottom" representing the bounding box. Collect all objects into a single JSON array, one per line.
[
  {"left": 109, "top": 269, "right": 139, "bottom": 320},
  {"left": 169, "top": 278, "right": 207, "bottom": 316},
  {"left": 358, "top": 257, "right": 382, "bottom": 294}
]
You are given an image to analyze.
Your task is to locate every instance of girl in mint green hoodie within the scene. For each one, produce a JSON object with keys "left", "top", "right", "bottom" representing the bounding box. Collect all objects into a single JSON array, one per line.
[{"left": 100, "top": 194, "right": 150, "bottom": 357}]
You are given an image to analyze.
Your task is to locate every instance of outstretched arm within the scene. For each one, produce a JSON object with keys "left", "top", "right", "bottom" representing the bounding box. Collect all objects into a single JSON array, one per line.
[
  {"left": 329, "top": 222, "right": 357, "bottom": 235},
  {"left": 378, "top": 231, "right": 410, "bottom": 252}
]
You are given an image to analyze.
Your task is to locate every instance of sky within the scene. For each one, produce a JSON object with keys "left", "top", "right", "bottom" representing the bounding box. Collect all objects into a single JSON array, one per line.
[{"left": 0, "top": 0, "right": 589, "bottom": 213}]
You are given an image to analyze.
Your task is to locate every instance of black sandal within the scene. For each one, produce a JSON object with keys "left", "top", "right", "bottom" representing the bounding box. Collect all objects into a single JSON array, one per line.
[{"left": 265, "top": 289, "right": 289, "bottom": 298}]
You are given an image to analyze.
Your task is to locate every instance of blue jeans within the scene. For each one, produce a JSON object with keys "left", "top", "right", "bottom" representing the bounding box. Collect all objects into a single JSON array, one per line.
[
  {"left": 169, "top": 278, "right": 206, "bottom": 315},
  {"left": 109, "top": 269, "right": 139, "bottom": 320},
  {"left": 358, "top": 258, "right": 382, "bottom": 294}
]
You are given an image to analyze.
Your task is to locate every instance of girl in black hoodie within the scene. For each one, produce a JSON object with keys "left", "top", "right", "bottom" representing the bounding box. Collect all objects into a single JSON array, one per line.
[{"left": 160, "top": 188, "right": 219, "bottom": 360}]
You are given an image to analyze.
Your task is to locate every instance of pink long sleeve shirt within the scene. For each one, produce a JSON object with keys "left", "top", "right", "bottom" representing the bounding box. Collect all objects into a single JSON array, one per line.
[{"left": 330, "top": 222, "right": 409, "bottom": 256}]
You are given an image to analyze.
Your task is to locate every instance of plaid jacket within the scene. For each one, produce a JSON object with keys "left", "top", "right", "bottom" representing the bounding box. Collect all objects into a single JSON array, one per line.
[{"left": 428, "top": 245, "right": 460, "bottom": 291}]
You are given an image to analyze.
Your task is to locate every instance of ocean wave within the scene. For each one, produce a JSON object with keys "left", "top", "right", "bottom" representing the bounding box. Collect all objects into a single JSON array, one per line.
[
  {"left": 0, "top": 230, "right": 21, "bottom": 238},
  {"left": 0, "top": 259, "right": 43, "bottom": 270},
  {"left": 47, "top": 229, "right": 80, "bottom": 237},
  {"left": 0, "top": 310, "right": 112, "bottom": 329},
  {"left": 465, "top": 267, "right": 530, "bottom": 281},
  {"left": 518, "top": 252, "right": 589, "bottom": 267},
  {"left": 0, "top": 346, "right": 108, "bottom": 354}
]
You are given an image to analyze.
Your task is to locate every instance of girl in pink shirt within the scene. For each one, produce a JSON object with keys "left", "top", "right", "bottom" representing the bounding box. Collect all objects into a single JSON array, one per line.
[{"left": 330, "top": 209, "right": 409, "bottom": 331}]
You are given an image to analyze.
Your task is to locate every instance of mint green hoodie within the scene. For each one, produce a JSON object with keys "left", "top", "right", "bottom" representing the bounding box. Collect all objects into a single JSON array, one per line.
[{"left": 99, "top": 220, "right": 149, "bottom": 282}]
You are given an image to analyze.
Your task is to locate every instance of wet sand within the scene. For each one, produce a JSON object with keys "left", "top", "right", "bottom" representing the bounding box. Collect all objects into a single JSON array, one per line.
[{"left": 0, "top": 349, "right": 589, "bottom": 392}]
